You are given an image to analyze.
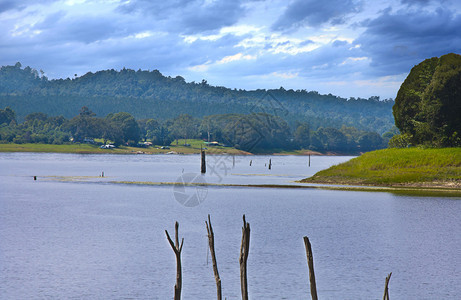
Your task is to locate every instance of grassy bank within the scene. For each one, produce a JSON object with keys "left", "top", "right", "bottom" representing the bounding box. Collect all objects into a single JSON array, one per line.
[
  {"left": 0, "top": 142, "right": 250, "bottom": 155},
  {"left": 301, "top": 148, "right": 461, "bottom": 189}
]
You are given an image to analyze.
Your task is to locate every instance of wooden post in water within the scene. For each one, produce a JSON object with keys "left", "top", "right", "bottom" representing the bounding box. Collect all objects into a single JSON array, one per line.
[
  {"left": 239, "top": 215, "right": 250, "bottom": 300},
  {"left": 249, "top": 160, "right": 252, "bottom": 166},
  {"left": 303, "top": 236, "right": 318, "bottom": 300},
  {"left": 308, "top": 154, "right": 311, "bottom": 167},
  {"left": 165, "top": 222, "right": 184, "bottom": 300},
  {"left": 34, "top": 176, "right": 37, "bottom": 181},
  {"left": 268, "top": 159, "right": 272, "bottom": 170},
  {"left": 233, "top": 155, "right": 235, "bottom": 168},
  {"left": 382, "top": 272, "right": 392, "bottom": 300},
  {"left": 201, "top": 147, "right": 206, "bottom": 174},
  {"left": 206, "top": 215, "right": 222, "bottom": 300}
]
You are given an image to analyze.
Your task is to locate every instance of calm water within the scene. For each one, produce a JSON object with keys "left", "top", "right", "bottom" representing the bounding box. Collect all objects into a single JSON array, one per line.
[{"left": 0, "top": 152, "right": 460, "bottom": 299}]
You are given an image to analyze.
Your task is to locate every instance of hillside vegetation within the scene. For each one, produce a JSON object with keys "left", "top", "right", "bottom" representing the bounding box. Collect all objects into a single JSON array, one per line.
[
  {"left": 0, "top": 106, "right": 390, "bottom": 153},
  {"left": 301, "top": 148, "right": 461, "bottom": 188},
  {"left": 0, "top": 62, "right": 394, "bottom": 134},
  {"left": 393, "top": 53, "right": 461, "bottom": 147}
]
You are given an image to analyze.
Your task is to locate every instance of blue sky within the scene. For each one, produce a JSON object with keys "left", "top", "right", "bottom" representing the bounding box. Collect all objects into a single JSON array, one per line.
[{"left": 1, "top": 0, "right": 460, "bottom": 99}]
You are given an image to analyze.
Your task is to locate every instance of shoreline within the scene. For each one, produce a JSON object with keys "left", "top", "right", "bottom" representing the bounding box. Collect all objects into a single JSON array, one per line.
[
  {"left": 39, "top": 174, "right": 461, "bottom": 197},
  {"left": 0, "top": 143, "right": 355, "bottom": 156},
  {"left": 300, "top": 148, "right": 461, "bottom": 193}
]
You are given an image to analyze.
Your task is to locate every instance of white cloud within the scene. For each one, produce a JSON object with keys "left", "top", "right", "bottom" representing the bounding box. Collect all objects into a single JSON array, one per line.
[
  {"left": 0, "top": 0, "right": 459, "bottom": 99},
  {"left": 217, "top": 53, "right": 256, "bottom": 64},
  {"left": 188, "top": 63, "right": 211, "bottom": 72},
  {"left": 270, "top": 71, "right": 299, "bottom": 79},
  {"left": 340, "top": 56, "right": 369, "bottom": 65}
]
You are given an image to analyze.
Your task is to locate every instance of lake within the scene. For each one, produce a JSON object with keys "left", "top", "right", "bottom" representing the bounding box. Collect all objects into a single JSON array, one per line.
[{"left": 0, "top": 152, "right": 460, "bottom": 299}]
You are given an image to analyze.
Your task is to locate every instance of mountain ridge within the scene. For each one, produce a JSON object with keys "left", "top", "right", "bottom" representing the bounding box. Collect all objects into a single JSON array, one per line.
[{"left": 0, "top": 63, "right": 394, "bottom": 134}]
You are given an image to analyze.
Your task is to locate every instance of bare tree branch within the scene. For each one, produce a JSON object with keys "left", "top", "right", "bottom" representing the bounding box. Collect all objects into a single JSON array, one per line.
[
  {"left": 239, "top": 215, "right": 250, "bottom": 300},
  {"left": 165, "top": 221, "right": 183, "bottom": 300},
  {"left": 206, "top": 214, "right": 222, "bottom": 300}
]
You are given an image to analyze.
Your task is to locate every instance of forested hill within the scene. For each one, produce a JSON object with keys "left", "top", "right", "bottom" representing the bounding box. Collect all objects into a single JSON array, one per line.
[{"left": 0, "top": 63, "right": 394, "bottom": 133}]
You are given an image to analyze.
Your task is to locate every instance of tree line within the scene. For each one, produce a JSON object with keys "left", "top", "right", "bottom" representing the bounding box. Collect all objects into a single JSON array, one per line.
[
  {"left": 0, "top": 63, "right": 395, "bottom": 135},
  {"left": 0, "top": 106, "right": 394, "bottom": 153}
]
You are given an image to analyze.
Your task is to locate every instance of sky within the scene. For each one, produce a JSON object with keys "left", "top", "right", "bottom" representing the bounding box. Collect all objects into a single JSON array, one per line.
[{"left": 1, "top": 0, "right": 460, "bottom": 99}]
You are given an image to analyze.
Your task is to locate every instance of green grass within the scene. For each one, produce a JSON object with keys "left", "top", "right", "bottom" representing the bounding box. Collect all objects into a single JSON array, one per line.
[
  {"left": 0, "top": 141, "right": 250, "bottom": 155},
  {"left": 168, "top": 139, "right": 250, "bottom": 154},
  {"left": 301, "top": 148, "right": 461, "bottom": 188},
  {"left": 0, "top": 143, "right": 108, "bottom": 154}
]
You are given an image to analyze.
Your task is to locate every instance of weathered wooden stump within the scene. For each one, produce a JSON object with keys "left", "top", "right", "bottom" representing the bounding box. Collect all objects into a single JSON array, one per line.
[
  {"left": 239, "top": 215, "right": 250, "bottom": 300},
  {"left": 206, "top": 215, "right": 222, "bottom": 300},
  {"left": 303, "top": 236, "right": 318, "bottom": 300},
  {"left": 165, "top": 222, "right": 184, "bottom": 300}
]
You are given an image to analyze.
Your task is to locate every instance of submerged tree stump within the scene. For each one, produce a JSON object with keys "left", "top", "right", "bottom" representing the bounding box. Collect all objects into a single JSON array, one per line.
[
  {"left": 239, "top": 215, "right": 250, "bottom": 300},
  {"left": 165, "top": 222, "right": 184, "bottom": 300},
  {"left": 206, "top": 214, "right": 222, "bottom": 300},
  {"left": 201, "top": 148, "right": 206, "bottom": 173},
  {"left": 303, "top": 236, "right": 318, "bottom": 300},
  {"left": 383, "top": 272, "right": 392, "bottom": 300}
]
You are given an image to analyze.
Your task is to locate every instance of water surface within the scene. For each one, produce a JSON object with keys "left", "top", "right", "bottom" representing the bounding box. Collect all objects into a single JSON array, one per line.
[{"left": 1, "top": 153, "right": 460, "bottom": 299}]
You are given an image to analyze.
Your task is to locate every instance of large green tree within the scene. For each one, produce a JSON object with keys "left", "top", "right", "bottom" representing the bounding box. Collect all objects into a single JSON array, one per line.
[
  {"left": 169, "top": 114, "right": 199, "bottom": 144},
  {"left": 105, "top": 112, "right": 140, "bottom": 144},
  {"left": 0, "top": 107, "right": 16, "bottom": 125},
  {"left": 66, "top": 107, "right": 101, "bottom": 142},
  {"left": 393, "top": 53, "right": 461, "bottom": 147}
]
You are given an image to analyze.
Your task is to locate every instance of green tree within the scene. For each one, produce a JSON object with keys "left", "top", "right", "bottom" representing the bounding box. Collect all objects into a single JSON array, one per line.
[
  {"left": 137, "top": 118, "right": 160, "bottom": 142},
  {"left": 393, "top": 53, "right": 461, "bottom": 147},
  {"left": 294, "top": 123, "right": 310, "bottom": 149},
  {"left": 169, "top": 114, "right": 199, "bottom": 145},
  {"left": 106, "top": 112, "right": 140, "bottom": 144},
  {"left": 317, "top": 127, "right": 348, "bottom": 151},
  {"left": 357, "top": 132, "right": 385, "bottom": 152},
  {"left": 388, "top": 133, "right": 412, "bottom": 148},
  {"left": 66, "top": 107, "right": 101, "bottom": 142},
  {"left": 0, "top": 107, "right": 16, "bottom": 125}
]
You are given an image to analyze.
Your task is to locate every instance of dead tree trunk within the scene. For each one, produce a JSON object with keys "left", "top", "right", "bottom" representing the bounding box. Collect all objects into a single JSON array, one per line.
[
  {"left": 201, "top": 148, "right": 206, "bottom": 173},
  {"left": 206, "top": 214, "right": 222, "bottom": 300},
  {"left": 165, "top": 222, "right": 184, "bottom": 300},
  {"left": 239, "top": 215, "right": 250, "bottom": 300},
  {"left": 303, "top": 236, "right": 318, "bottom": 300},
  {"left": 382, "top": 272, "right": 392, "bottom": 300}
]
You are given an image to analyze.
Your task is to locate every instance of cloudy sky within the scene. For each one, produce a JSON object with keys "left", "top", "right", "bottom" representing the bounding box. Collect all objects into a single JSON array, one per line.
[{"left": 1, "top": 0, "right": 460, "bottom": 99}]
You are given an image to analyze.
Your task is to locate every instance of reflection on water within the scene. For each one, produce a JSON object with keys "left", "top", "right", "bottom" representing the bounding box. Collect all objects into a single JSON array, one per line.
[{"left": 0, "top": 153, "right": 460, "bottom": 299}]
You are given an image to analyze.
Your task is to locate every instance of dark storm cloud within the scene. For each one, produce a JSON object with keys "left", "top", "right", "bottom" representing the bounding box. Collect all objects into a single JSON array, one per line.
[
  {"left": 272, "top": 0, "right": 362, "bottom": 31},
  {"left": 0, "top": 0, "right": 57, "bottom": 13},
  {"left": 400, "top": 0, "right": 431, "bottom": 6},
  {"left": 0, "top": 0, "right": 17, "bottom": 12},
  {"left": 357, "top": 6, "right": 461, "bottom": 75},
  {"left": 32, "top": 13, "right": 131, "bottom": 44},
  {"left": 209, "top": 38, "right": 360, "bottom": 81},
  {"left": 117, "top": 0, "right": 249, "bottom": 33}
]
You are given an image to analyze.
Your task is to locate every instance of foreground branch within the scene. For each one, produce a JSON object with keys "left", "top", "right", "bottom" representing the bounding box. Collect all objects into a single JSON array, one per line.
[
  {"left": 303, "top": 236, "right": 318, "bottom": 300},
  {"left": 383, "top": 272, "right": 392, "bottom": 300},
  {"left": 239, "top": 215, "right": 250, "bottom": 300},
  {"left": 206, "top": 214, "right": 222, "bottom": 300},
  {"left": 165, "top": 221, "right": 184, "bottom": 300}
]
